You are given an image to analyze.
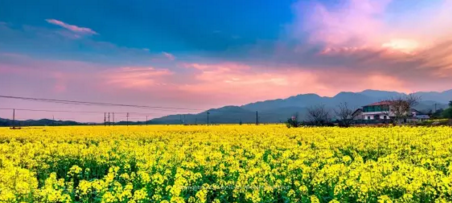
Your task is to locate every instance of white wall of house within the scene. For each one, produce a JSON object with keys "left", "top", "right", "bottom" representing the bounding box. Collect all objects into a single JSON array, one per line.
[
  {"left": 363, "top": 111, "right": 394, "bottom": 116},
  {"left": 363, "top": 114, "right": 390, "bottom": 120}
]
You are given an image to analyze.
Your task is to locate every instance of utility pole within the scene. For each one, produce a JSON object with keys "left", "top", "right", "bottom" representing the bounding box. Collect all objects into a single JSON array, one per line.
[
  {"left": 126, "top": 113, "right": 129, "bottom": 126},
  {"left": 104, "top": 113, "right": 106, "bottom": 126},
  {"left": 255, "top": 111, "right": 259, "bottom": 125},
  {"left": 195, "top": 118, "right": 198, "bottom": 125},
  {"left": 112, "top": 113, "right": 115, "bottom": 125},
  {"left": 107, "top": 112, "right": 111, "bottom": 126},
  {"left": 12, "top": 109, "right": 15, "bottom": 129},
  {"left": 207, "top": 111, "right": 210, "bottom": 125},
  {"left": 434, "top": 103, "right": 438, "bottom": 112}
]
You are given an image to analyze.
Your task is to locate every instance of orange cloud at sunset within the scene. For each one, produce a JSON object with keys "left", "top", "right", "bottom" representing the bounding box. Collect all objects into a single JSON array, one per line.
[
  {"left": 381, "top": 39, "right": 420, "bottom": 54},
  {"left": 103, "top": 67, "right": 173, "bottom": 89}
]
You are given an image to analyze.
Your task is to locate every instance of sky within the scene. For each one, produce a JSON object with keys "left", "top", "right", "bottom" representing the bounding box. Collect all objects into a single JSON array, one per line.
[{"left": 1, "top": 0, "right": 452, "bottom": 122}]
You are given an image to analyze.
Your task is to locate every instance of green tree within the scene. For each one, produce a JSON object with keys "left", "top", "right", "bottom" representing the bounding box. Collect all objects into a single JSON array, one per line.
[
  {"left": 431, "top": 109, "right": 444, "bottom": 119},
  {"left": 442, "top": 108, "right": 452, "bottom": 119},
  {"left": 449, "top": 100, "right": 452, "bottom": 107}
]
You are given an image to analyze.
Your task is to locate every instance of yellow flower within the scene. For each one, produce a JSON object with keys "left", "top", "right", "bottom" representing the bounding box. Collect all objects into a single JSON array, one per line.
[
  {"left": 1, "top": 125, "right": 452, "bottom": 202},
  {"left": 195, "top": 189, "right": 208, "bottom": 203},
  {"left": 378, "top": 195, "right": 393, "bottom": 203},
  {"left": 310, "top": 195, "right": 320, "bottom": 203}
]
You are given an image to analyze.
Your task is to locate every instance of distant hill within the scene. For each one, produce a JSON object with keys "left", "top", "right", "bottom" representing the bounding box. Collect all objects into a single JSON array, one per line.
[
  {"left": 414, "top": 90, "right": 452, "bottom": 104},
  {"left": 0, "top": 118, "right": 82, "bottom": 127},
  {"left": 150, "top": 106, "right": 257, "bottom": 124},
  {"left": 150, "top": 89, "right": 451, "bottom": 124}
]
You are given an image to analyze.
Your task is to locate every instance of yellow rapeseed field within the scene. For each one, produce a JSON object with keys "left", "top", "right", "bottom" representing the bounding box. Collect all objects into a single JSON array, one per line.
[{"left": 1, "top": 125, "right": 452, "bottom": 203}]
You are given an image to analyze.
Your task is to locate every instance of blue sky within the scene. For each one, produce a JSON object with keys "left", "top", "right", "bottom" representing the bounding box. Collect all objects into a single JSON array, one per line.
[
  {"left": 1, "top": 0, "right": 452, "bottom": 121},
  {"left": 0, "top": 0, "right": 296, "bottom": 56}
]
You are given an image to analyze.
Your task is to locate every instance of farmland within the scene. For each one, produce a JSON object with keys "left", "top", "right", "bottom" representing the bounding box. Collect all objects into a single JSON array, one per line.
[{"left": 1, "top": 125, "right": 452, "bottom": 202}]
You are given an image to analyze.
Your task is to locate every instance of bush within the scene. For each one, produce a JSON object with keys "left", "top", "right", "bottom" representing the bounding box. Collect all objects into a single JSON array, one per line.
[
  {"left": 418, "top": 119, "right": 450, "bottom": 126},
  {"left": 286, "top": 117, "right": 301, "bottom": 128},
  {"left": 442, "top": 108, "right": 452, "bottom": 119}
]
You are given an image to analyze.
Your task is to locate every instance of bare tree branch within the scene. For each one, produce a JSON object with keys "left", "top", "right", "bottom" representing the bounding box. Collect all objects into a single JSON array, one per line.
[
  {"left": 389, "top": 94, "right": 421, "bottom": 124},
  {"left": 307, "top": 104, "right": 330, "bottom": 126},
  {"left": 334, "top": 102, "right": 354, "bottom": 127}
]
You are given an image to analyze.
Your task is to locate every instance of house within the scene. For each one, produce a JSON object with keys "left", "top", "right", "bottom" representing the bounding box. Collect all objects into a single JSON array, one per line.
[
  {"left": 354, "top": 101, "right": 430, "bottom": 123},
  {"left": 408, "top": 109, "right": 430, "bottom": 122},
  {"left": 352, "top": 108, "right": 364, "bottom": 120},
  {"left": 362, "top": 101, "right": 393, "bottom": 120}
]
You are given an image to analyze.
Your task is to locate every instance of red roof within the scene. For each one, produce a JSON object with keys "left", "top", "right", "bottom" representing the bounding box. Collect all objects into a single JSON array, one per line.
[{"left": 365, "top": 101, "right": 392, "bottom": 106}]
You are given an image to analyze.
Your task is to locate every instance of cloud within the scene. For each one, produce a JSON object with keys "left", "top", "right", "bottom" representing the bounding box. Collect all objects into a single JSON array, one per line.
[
  {"left": 162, "top": 52, "right": 176, "bottom": 61},
  {"left": 0, "top": 53, "right": 104, "bottom": 95},
  {"left": 238, "top": 0, "right": 450, "bottom": 93},
  {"left": 103, "top": 67, "right": 173, "bottom": 89},
  {"left": 293, "top": 0, "right": 391, "bottom": 46},
  {"left": 0, "top": 23, "right": 171, "bottom": 64},
  {"left": 182, "top": 62, "right": 333, "bottom": 101},
  {"left": 46, "top": 19, "right": 97, "bottom": 35},
  {"left": 291, "top": 0, "right": 452, "bottom": 51}
]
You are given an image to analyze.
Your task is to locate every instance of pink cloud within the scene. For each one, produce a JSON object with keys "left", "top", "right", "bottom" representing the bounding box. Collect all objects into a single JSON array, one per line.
[
  {"left": 0, "top": 52, "right": 444, "bottom": 101},
  {"left": 0, "top": 53, "right": 107, "bottom": 94},
  {"left": 294, "top": 0, "right": 452, "bottom": 52},
  {"left": 186, "top": 63, "right": 250, "bottom": 71},
  {"left": 102, "top": 67, "right": 173, "bottom": 89},
  {"left": 311, "top": 70, "right": 412, "bottom": 94},
  {"left": 177, "top": 62, "right": 421, "bottom": 105},
  {"left": 181, "top": 63, "right": 332, "bottom": 103},
  {"left": 294, "top": 0, "right": 391, "bottom": 47},
  {"left": 162, "top": 52, "right": 176, "bottom": 61},
  {"left": 366, "top": 74, "right": 409, "bottom": 91},
  {"left": 279, "top": 0, "right": 452, "bottom": 89},
  {"left": 46, "top": 19, "right": 97, "bottom": 35}
]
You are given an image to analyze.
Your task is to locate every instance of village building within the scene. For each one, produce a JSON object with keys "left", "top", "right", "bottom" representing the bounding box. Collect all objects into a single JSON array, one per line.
[
  {"left": 351, "top": 108, "right": 364, "bottom": 120},
  {"left": 362, "top": 101, "right": 392, "bottom": 120},
  {"left": 353, "top": 101, "right": 430, "bottom": 123}
]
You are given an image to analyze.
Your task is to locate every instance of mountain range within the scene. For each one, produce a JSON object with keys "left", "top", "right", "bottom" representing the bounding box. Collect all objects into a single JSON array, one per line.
[
  {"left": 0, "top": 117, "right": 81, "bottom": 127},
  {"left": 1, "top": 89, "right": 451, "bottom": 126},
  {"left": 150, "top": 89, "right": 452, "bottom": 124}
]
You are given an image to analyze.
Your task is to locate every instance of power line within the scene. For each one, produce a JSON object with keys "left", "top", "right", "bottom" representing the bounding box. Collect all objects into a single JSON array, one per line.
[
  {"left": 0, "top": 107, "right": 159, "bottom": 116},
  {"left": 0, "top": 95, "right": 202, "bottom": 111},
  {"left": 0, "top": 107, "right": 284, "bottom": 125}
]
